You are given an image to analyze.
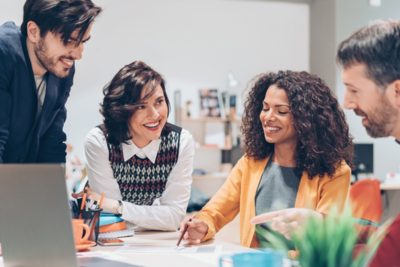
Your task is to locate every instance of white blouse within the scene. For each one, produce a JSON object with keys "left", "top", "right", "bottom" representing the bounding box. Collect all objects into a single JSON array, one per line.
[{"left": 84, "top": 127, "right": 194, "bottom": 231}]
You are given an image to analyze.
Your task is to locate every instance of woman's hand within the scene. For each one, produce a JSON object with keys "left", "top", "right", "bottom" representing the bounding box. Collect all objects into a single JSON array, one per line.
[
  {"left": 71, "top": 188, "right": 118, "bottom": 214},
  {"left": 250, "top": 208, "right": 323, "bottom": 240},
  {"left": 72, "top": 187, "right": 101, "bottom": 201},
  {"left": 179, "top": 217, "right": 209, "bottom": 245}
]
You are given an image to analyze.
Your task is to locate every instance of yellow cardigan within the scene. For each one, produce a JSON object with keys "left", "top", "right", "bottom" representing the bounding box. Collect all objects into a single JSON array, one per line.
[{"left": 194, "top": 154, "right": 351, "bottom": 248}]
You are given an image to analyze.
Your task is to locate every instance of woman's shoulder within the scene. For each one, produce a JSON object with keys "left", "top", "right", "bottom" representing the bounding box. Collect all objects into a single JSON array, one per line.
[
  {"left": 316, "top": 160, "right": 351, "bottom": 182},
  {"left": 332, "top": 160, "right": 351, "bottom": 179},
  {"left": 164, "top": 123, "right": 193, "bottom": 144},
  {"left": 84, "top": 126, "right": 108, "bottom": 152},
  {"left": 235, "top": 153, "right": 270, "bottom": 170}
]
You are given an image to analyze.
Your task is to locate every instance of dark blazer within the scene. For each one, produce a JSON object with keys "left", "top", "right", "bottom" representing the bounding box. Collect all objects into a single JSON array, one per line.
[{"left": 0, "top": 22, "right": 74, "bottom": 163}]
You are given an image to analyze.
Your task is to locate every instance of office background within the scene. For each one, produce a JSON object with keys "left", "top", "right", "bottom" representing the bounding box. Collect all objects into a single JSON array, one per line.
[{"left": 1, "top": 0, "right": 399, "bottom": 221}]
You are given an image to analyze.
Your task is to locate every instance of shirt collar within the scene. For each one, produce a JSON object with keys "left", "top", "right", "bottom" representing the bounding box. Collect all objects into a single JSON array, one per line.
[{"left": 121, "top": 138, "right": 162, "bottom": 164}]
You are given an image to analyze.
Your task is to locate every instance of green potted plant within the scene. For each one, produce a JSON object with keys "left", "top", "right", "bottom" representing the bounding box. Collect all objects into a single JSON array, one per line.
[{"left": 257, "top": 207, "right": 391, "bottom": 267}]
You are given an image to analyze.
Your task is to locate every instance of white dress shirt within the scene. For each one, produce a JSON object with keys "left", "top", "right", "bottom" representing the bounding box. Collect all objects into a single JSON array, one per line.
[{"left": 84, "top": 127, "right": 194, "bottom": 231}]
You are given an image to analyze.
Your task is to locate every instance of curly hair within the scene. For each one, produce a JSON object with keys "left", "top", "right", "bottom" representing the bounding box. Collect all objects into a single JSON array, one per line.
[
  {"left": 100, "top": 61, "right": 170, "bottom": 146},
  {"left": 241, "top": 70, "right": 354, "bottom": 178}
]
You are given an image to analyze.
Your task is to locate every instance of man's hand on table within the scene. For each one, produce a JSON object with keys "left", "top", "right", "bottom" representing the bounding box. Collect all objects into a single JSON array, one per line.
[
  {"left": 179, "top": 217, "right": 208, "bottom": 245},
  {"left": 250, "top": 208, "right": 323, "bottom": 240}
]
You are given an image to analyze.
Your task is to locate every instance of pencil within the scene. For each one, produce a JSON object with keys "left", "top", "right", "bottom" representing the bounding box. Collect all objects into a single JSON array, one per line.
[
  {"left": 176, "top": 218, "right": 192, "bottom": 247},
  {"left": 89, "top": 190, "right": 105, "bottom": 240},
  {"left": 79, "top": 186, "right": 88, "bottom": 219}
]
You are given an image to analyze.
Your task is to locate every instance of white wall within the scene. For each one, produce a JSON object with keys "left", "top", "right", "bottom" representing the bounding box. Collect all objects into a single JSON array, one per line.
[
  {"left": 0, "top": 0, "right": 310, "bottom": 159},
  {"left": 335, "top": 0, "right": 400, "bottom": 182}
]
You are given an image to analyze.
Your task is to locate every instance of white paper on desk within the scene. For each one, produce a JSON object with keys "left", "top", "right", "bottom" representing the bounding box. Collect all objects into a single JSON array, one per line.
[
  {"left": 115, "top": 244, "right": 223, "bottom": 254},
  {"left": 76, "top": 251, "right": 127, "bottom": 261}
]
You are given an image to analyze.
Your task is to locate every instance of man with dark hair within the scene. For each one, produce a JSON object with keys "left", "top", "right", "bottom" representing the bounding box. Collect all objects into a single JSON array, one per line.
[
  {"left": 0, "top": 0, "right": 102, "bottom": 164},
  {"left": 337, "top": 19, "right": 400, "bottom": 266}
]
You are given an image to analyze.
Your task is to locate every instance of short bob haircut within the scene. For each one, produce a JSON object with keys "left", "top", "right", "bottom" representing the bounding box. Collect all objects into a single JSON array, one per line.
[
  {"left": 21, "top": 0, "right": 102, "bottom": 45},
  {"left": 100, "top": 61, "right": 171, "bottom": 146},
  {"left": 337, "top": 19, "right": 400, "bottom": 92},
  {"left": 241, "top": 70, "right": 354, "bottom": 179}
]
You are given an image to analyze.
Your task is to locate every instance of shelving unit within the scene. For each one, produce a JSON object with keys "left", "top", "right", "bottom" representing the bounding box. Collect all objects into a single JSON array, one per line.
[
  {"left": 178, "top": 107, "right": 241, "bottom": 175},
  {"left": 174, "top": 100, "right": 244, "bottom": 197}
]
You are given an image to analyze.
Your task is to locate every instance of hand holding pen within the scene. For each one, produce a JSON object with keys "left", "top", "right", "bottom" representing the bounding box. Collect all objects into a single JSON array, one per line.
[{"left": 178, "top": 217, "right": 209, "bottom": 245}]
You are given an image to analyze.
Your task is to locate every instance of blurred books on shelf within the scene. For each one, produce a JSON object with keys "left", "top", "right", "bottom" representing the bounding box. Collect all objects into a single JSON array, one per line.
[{"left": 199, "top": 89, "right": 222, "bottom": 118}]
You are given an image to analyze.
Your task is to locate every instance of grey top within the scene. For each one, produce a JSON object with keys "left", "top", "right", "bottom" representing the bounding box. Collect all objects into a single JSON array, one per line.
[
  {"left": 34, "top": 74, "right": 47, "bottom": 119},
  {"left": 255, "top": 156, "right": 301, "bottom": 248}
]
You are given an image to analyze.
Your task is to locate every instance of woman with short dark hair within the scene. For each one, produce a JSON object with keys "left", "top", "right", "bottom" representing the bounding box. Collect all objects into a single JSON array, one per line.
[
  {"left": 180, "top": 70, "right": 353, "bottom": 248},
  {"left": 73, "top": 61, "right": 194, "bottom": 231}
]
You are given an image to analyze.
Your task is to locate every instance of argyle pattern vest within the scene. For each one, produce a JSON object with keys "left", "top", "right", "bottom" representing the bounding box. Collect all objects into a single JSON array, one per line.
[{"left": 102, "top": 123, "right": 182, "bottom": 205}]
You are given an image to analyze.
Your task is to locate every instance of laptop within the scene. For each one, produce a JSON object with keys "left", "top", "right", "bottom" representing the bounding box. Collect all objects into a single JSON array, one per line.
[{"left": 0, "top": 164, "right": 138, "bottom": 267}]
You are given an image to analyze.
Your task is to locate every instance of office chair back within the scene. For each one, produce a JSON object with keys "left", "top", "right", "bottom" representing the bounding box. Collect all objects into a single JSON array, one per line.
[{"left": 349, "top": 178, "right": 382, "bottom": 224}]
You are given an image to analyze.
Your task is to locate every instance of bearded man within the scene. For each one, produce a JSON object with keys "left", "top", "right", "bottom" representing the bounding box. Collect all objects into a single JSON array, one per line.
[
  {"left": 337, "top": 19, "right": 400, "bottom": 267},
  {"left": 0, "top": 0, "right": 102, "bottom": 164}
]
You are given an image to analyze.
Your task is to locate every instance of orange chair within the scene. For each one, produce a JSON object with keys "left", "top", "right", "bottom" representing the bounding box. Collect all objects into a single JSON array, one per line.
[{"left": 349, "top": 178, "right": 382, "bottom": 224}]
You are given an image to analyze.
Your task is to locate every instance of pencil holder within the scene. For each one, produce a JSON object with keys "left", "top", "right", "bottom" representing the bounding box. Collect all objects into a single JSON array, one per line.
[{"left": 73, "top": 198, "right": 102, "bottom": 243}]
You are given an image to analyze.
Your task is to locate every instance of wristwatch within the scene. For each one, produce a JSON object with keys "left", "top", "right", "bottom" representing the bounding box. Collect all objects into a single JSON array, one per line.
[{"left": 116, "top": 200, "right": 123, "bottom": 216}]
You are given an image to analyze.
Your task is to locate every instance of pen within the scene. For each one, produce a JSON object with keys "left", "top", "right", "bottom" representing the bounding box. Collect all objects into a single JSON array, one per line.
[
  {"left": 79, "top": 186, "right": 88, "bottom": 219},
  {"left": 89, "top": 190, "right": 105, "bottom": 240},
  {"left": 176, "top": 218, "right": 192, "bottom": 247},
  {"left": 92, "top": 200, "right": 98, "bottom": 210},
  {"left": 85, "top": 199, "right": 90, "bottom": 212}
]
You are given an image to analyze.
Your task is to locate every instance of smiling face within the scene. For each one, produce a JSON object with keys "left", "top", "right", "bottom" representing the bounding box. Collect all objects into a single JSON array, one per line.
[
  {"left": 259, "top": 85, "right": 297, "bottom": 146},
  {"left": 342, "top": 64, "right": 399, "bottom": 138},
  {"left": 128, "top": 84, "right": 168, "bottom": 148},
  {"left": 28, "top": 21, "right": 92, "bottom": 78}
]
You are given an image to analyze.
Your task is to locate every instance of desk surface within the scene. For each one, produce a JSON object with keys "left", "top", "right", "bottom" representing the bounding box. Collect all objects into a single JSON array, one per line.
[
  {"left": 380, "top": 183, "right": 400, "bottom": 190},
  {"left": 0, "top": 231, "right": 250, "bottom": 267},
  {"left": 90, "top": 231, "right": 250, "bottom": 267}
]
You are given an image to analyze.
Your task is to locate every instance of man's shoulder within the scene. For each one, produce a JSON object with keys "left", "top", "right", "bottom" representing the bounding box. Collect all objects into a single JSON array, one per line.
[{"left": 0, "top": 21, "right": 23, "bottom": 61}]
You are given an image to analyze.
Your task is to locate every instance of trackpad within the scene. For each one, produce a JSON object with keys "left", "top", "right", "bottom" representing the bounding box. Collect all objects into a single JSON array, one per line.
[{"left": 79, "top": 257, "right": 142, "bottom": 267}]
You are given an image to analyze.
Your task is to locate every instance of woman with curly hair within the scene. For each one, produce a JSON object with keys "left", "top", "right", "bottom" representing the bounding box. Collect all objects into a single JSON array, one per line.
[
  {"left": 180, "top": 70, "right": 353, "bottom": 248},
  {"left": 73, "top": 61, "right": 194, "bottom": 231}
]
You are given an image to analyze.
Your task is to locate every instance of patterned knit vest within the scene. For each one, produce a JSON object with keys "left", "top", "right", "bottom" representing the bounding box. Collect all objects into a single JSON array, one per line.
[{"left": 101, "top": 123, "right": 182, "bottom": 206}]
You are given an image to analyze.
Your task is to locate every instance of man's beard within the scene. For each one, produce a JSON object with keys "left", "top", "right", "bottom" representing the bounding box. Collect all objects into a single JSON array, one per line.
[
  {"left": 34, "top": 38, "right": 71, "bottom": 79},
  {"left": 354, "top": 95, "right": 398, "bottom": 138}
]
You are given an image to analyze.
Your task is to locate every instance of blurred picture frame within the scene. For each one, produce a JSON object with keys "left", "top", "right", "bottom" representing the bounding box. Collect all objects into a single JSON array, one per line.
[{"left": 199, "top": 89, "right": 221, "bottom": 118}]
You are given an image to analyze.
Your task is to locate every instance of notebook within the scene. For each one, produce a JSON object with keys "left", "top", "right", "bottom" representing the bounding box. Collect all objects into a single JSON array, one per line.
[
  {"left": 99, "top": 213, "right": 124, "bottom": 226},
  {"left": 98, "top": 229, "right": 135, "bottom": 240}
]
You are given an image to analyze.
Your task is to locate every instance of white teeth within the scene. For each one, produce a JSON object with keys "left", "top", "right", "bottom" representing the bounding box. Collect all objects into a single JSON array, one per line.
[
  {"left": 144, "top": 121, "right": 160, "bottom": 128},
  {"left": 266, "top": 127, "right": 280, "bottom": 131},
  {"left": 61, "top": 59, "right": 73, "bottom": 66}
]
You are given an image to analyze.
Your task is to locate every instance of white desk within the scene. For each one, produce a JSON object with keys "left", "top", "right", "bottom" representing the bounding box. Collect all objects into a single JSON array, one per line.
[
  {"left": 0, "top": 231, "right": 252, "bottom": 267},
  {"left": 91, "top": 231, "right": 250, "bottom": 267},
  {"left": 380, "top": 183, "right": 400, "bottom": 190}
]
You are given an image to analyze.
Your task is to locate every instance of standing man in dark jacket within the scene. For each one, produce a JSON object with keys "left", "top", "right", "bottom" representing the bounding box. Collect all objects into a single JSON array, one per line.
[
  {"left": 337, "top": 19, "right": 400, "bottom": 267},
  {"left": 0, "top": 0, "right": 102, "bottom": 164}
]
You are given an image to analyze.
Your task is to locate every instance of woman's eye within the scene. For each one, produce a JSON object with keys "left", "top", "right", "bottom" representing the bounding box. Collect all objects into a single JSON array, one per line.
[
  {"left": 137, "top": 106, "right": 145, "bottom": 109},
  {"left": 262, "top": 108, "right": 269, "bottom": 111},
  {"left": 279, "top": 112, "right": 288, "bottom": 114},
  {"left": 157, "top": 100, "right": 164, "bottom": 105}
]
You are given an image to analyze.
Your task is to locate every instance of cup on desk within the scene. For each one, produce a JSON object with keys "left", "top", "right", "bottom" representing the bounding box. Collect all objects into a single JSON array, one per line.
[
  {"left": 220, "top": 251, "right": 283, "bottom": 267},
  {"left": 71, "top": 219, "right": 90, "bottom": 245}
]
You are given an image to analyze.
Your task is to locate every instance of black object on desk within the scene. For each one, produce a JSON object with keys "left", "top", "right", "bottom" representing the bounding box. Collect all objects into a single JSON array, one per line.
[
  {"left": 73, "top": 198, "right": 102, "bottom": 243},
  {"left": 352, "top": 143, "right": 374, "bottom": 182}
]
